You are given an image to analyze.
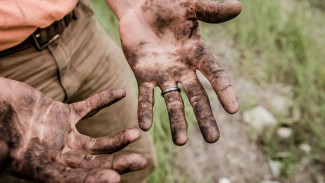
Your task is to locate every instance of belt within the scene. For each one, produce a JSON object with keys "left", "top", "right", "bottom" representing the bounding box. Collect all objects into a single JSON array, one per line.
[{"left": 0, "top": 6, "right": 79, "bottom": 57}]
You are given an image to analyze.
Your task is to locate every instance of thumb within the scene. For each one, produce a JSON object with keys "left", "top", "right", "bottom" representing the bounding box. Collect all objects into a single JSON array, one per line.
[
  {"left": 195, "top": 0, "right": 242, "bottom": 23},
  {"left": 70, "top": 89, "right": 126, "bottom": 122}
]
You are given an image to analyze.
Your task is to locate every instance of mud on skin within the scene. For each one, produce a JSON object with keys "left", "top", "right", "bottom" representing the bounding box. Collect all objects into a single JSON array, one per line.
[
  {"left": 119, "top": 0, "right": 241, "bottom": 145},
  {"left": 0, "top": 77, "right": 146, "bottom": 182}
]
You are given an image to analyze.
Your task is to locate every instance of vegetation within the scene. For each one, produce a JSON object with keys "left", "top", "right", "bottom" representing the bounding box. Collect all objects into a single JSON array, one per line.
[
  {"left": 90, "top": 0, "right": 325, "bottom": 181},
  {"left": 213, "top": 0, "right": 325, "bottom": 179},
  {"left": 309, "top": 0, "right": 325, "bottom": 10}
]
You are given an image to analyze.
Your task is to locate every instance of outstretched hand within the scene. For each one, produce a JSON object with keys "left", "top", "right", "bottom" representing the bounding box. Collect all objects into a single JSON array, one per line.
[
  {"left": 119, "top": 0, "right": 241, "bottom": 145},
  {"left": 0, "top": 78, "right": 146, "bottom": 183}
]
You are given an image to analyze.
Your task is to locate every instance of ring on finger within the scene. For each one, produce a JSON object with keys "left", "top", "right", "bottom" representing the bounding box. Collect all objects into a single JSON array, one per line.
[{"left": 161, "top": 87, "right": 181, "bottom": 96}]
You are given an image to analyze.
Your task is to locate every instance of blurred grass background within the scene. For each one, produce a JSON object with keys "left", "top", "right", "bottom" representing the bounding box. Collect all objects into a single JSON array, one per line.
[
  {"left": 218, "top": 0, "right": 325, "bottom": 178},
  {"left": 89, "top": 0, "right": 325, "bottom": 182}
]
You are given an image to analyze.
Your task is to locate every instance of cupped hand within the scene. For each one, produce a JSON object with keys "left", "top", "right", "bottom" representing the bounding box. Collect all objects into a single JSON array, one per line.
[
  {"left": 0, "top": 78, "right": 146, "bottom": 183},
  {"left": 119, "top": 0, "right": 241, "bottom": 145}
]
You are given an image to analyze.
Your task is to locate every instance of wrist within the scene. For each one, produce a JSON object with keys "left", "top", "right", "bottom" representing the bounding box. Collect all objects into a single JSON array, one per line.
[{"left": 105, "top": 0, "right": 141, "bottom": 20}]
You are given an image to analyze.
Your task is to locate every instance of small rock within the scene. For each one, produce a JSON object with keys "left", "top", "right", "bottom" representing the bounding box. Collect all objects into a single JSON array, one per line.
[
  {"left": 276, "top": 127, "right": 292, "bottom": 139},
  {"left": 243, "top": 106, "right": 277, "bottom": 132},
  {"left": 269, "top": 95, "right": 292, "bottom": 115},
  {"left": 218, "top": 177, "right": 231, "bottom": 183},
  {"left": 261, "top": 91, "right": 293, "bottom": 116},
  {"left": 268, "top": 160, "right": 281, "bottom": 178},
  {"left": 299, "top": 143, "right": 311, "bottom": 153}
]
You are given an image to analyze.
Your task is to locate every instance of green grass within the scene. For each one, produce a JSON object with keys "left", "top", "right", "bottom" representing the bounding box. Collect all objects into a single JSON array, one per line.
[
  {"left": 215, "top": 0, "right": 325, "bottom": 179},
  {"left": 308, "top": 0, "right": 325, "bottom": 10},
  {"left": 88, "top": 0, "right": 120, "bottom": 43}
]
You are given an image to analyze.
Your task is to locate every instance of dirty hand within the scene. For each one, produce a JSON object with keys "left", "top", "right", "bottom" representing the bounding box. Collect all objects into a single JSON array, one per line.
[
  {"left": 115, "top": 0, "right": 241, "bottom": 145},
  {"left": 0, "top": 138, "right": 9, "bottom": 173},
  {"left": 0, "top": 77, "right": 146, "bottom": 183}
]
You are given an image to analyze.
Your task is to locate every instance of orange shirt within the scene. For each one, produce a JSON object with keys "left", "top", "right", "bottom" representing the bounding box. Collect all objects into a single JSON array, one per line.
[{"left": 0, "top": 0, "right": 78, "bottom": 51}]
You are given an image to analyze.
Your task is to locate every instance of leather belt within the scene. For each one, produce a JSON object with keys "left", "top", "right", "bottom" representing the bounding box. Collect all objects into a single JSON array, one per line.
[{"left": 0, "top": 6, "right": 79, "bottom": 57}]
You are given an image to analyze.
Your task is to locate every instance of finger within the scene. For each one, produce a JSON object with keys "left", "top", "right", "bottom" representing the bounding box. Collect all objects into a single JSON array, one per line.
[
  {"left": 181, "top": 73, "right": 220, "bottom": 143},
  {"left": 195, "top": 0, "right": 242, "bottom": 23},
  {"left": 138, "top": 82, "right": 155, "bottom": 131},
  {"left": 70, "top": 89, "right": 126, "bottom": 122},
  {"left": 71, "top": 128, "right": 141, "bottom": 154},
  {"left": 60, "top": 150, "right": 147, "bottom": 174},
  {"left": 196, "top": 45, "right": 239, "bottom": 114},
  {"left": 31, "top": 161, "right": 120, "bottom": 183},
  {"left": 0, "top": 139, "right": 9, "bottom": 172},
  {"left": 160, "top": 83, "right": 188, "bottom": 145}
]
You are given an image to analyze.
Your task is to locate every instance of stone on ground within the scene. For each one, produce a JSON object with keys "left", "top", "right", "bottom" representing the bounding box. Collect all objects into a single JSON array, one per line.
[
  {"left": 243, "top": 106, "right": 277, "bottom": 132},
  {"left": 276, "top": 127, "right": 292, "bottom": 139}
]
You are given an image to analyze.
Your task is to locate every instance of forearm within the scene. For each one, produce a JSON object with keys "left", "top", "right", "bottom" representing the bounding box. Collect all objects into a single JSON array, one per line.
[{"left": 105, "top": 0, "right": 141, "bottom": 20}]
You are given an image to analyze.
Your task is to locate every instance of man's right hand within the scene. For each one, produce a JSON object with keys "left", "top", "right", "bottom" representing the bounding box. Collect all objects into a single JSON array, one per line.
[
  {"left": 110, "top": 0, "right": 241, "bottom": 145},
  {"left": 0, "top": 77, "right": 146, "bottom": 183}
]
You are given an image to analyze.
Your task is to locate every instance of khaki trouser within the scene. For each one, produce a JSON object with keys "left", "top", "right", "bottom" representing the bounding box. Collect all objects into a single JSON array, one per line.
[{"left": 0, "top": 1, "right": 157, "bottom": 182}]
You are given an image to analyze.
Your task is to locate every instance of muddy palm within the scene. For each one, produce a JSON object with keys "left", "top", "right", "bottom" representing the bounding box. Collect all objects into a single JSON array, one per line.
[
  {"left": 119, "top": 0, "right": 242, "bottom": 145},
  {"left": 0, "top": 78, "right": 146, "bottom": 183}
]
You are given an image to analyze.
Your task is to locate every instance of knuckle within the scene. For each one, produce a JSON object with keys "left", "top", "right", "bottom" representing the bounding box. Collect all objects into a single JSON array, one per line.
[
  {"left": 209, "top": 69, "right": 226, "bottom": 81},
  {"left": 166, "top": 100, "right": 183, "bottom": 108},
  {"left": 217, "top": 84, "right": 232, "bottom": 93}
]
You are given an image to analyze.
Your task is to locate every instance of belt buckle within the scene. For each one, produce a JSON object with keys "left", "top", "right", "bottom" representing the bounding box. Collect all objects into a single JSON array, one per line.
[{"left": 32, "top": 33, "right": 60, "bottom": 50}]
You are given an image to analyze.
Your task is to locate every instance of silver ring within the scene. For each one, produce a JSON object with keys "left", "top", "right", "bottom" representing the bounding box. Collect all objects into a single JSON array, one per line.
[{"left": 161, "top": 87, "right": 181, "bottom": 96}]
